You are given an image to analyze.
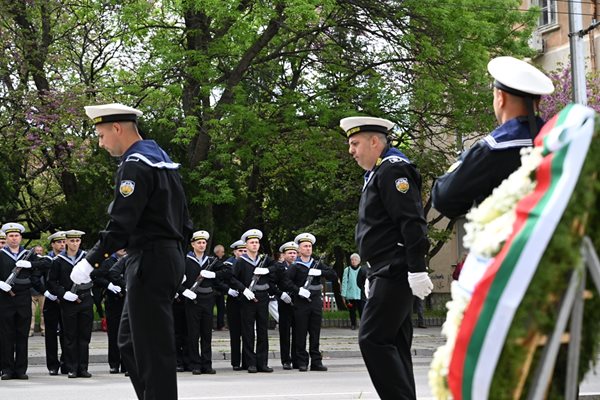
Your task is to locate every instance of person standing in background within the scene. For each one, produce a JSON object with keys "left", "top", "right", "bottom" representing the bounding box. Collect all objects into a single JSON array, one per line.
[{"left": 341, "top": 253, "right": 365, "bottom": 330}]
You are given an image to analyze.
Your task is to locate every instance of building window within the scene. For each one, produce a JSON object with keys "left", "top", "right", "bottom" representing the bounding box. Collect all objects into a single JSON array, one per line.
[{"left": 537, "top": 0, "right": 557, "bottom": 27}]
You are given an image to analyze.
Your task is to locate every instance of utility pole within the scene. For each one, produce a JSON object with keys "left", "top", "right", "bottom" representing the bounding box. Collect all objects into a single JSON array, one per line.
[{"left": 568, "top": 0, "right": 588, "bottom": 104}]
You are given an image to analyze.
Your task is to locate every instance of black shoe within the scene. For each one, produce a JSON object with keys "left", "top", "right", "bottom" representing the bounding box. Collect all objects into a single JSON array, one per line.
[
  {"left": 298, "top": 365, "right": 308, "bottom": 372},
  {"left": 192, "top": 369, "right": 202, "bottom": 375},
  {"left": 15, "top": 374, "right": 28, "bottom": 380},
  {"left": 78, "top": 371, "right": 92, "bottom": 378},
  {"left": 232, "top": 366, "right": 244, "bottom": 371},
  {"left": 418, "top": 323, "right": 427, "bottom": 328},
  {"left": 282, "top": 363, "right": 292, "bottom": 370},
  {"left": 247, "top": 365, "right": 257, "bottom": 373},
  {"left": 201, "top": 368, "right": 216, "bottom": 374},
  {"left": 351, "top": 325, "right": 356, "bottom": 330},
  {"left": 176, "top": 366, "right": 184, "bottom": 372},
  {"left": 257, "top": 366, "right": 273, "bottom": 373},
  {"left": 124, "top": 371, "right": 130, "bottom": 377},
  {"left": 109, "top": 368, "right": 119, "bottom": 374},
  {"left": 49, "top": 369, "right": 58, "bottom": 376},
  {"left": 1, "top": 373, "right": 13, "bottom": 380},
  {"left": 68, "top": 372, "right": 77, "bottom": 378},
  {"left": 310, "top": 364, "right": 328, "bottom": 371}
]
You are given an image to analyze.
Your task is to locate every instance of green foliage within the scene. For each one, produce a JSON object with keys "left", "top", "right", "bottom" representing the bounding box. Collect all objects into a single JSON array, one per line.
[{"left": 0, "top": 0, "right": 537, "bottom": 260}]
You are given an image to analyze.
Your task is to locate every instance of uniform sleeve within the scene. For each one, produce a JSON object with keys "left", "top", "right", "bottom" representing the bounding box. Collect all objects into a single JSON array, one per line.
[
  {"left": 47, "top": 260, "right": 65, "bottom": 298},
  {"left": 108, "top": 257, "right": 127, "bottom": 288},
  {"left": 86, "top": 161, "right": 153, "bottom": 267},
  {"left": 230, "top": 262, "right": 246, "bottom": 292},
  {"left": 379, "top": 163, "right": 429, "bottom": 273},
  {"left": 432, "top": 142, "right": 496, "bottom": 218}
]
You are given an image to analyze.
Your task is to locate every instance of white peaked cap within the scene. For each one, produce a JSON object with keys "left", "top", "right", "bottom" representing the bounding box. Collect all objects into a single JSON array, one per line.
[
  {"left": 488, "top": 56, "right": 554, "bottom": 96},
  {"left": 84, "top": 103, "right": 143, "bottom": 125},
  {"left": 294, "top": 232, "right": 316, "bottom": 245}
]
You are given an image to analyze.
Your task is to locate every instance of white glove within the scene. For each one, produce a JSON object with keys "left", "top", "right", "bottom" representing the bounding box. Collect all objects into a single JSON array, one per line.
[
  {"left": 308, "top": 269, "right": 322, "bottom": 277},
  {"left": 44, "top": 290, "right": 58, "bottom": 301},
  {"left": 63, "top": 291, "right": 79, "bottom": 302},
  {"left": 408, "top": 272, "right": 434, "bottom": 300},
  {"left": 298, "top": 287, "right": 311, "bottom": 299},
  {"left": 364, "top": 277, "right": 370, "bottom": 299},
  {"left": 107, "top": 283, "right": 122, "bottom": 294},
  {"left": 70, "top": 259, "right": 93, "bottom": 285},
  {"left": 16, "top": 260, "right": 32, "bottom": 269},
  {"left": 182, "top": 289, "right": 197, "bottom": 300},
  {"left": 0, "top": 281, "right": 12, "bottom": 292},
  {"left": 228, "top": 288, "right": 239, "bottom": 297},
  {"left": 200, "top": 270, "right": 216, "bottom": 279},
  {"left": 243, "top": 288, "right": 256, "bottom": 301},
  {"left": 280, "top": 292, "right": 292, "bottom": 304},
  {"left": 253, "top": 267, "right": 269, "bottom": 275}
]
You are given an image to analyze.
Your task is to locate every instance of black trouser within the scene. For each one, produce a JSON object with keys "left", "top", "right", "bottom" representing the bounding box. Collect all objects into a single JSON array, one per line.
[
  {"left": 347, "top": 299, "right": 364, "bottom": 327},
  {"left": 185, "top": 293, "right": 214, "bottom": 370},
  {"left": 0, "top": 291, "right": 31, "bottom": 376},
  {"left": 293, "top": 291, "right": 324, "bottom": 368},
  {"left": 92, "top": 286, "right": 105, "bottom": 318},
  {"left": 226, "top": 295, "right": 245, "bottom": 368},
  {"left": 214, "top": 293, "right": 225, "bottom": 329},
  {"left": 61, "top": 293, "right": 93, "bottom": 374},
  {"left": 277, "top": 299, "right": 297, "bottom": 366},
  {"left": 240, "top": 291, "right": 269, "bottom": 369},
  {"left": 43, "top": 297, "right": 65, "bottom": 372},
  {"left": 105, "top": 293, "right": 125, "bottom": 371},
  {"left": 118, "top": 246, "right": 183, "bottom": 400},
  {"left": 173, "top": 298, "right": 190, "bottom": 370},
  {"left": 359, "top": 275, "right": 415, "bottom": 400}
]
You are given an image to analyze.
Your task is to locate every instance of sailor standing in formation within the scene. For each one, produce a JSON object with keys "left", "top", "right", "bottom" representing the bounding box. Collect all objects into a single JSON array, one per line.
[
  {"left": 48, "top": 230, "right": 93, "bottom": 378},
  {"left": 285, "top": 233, "right": 337, "bottom": 372},
  {"left": 0, "top": 223, "right": 37, "bottom": 380},
  {"left": 225, "top": 240, "right": 247, "bottom": 371},
  {"left": 180, "top": 230, "right": 230, "bottom": 375},
  {"left": 230, "top": 229, "right": 274, "bottom": 373},
  {"left": 40, "top": 231, "right": 68, "bottom": 375},
  {"left": 274, "top": 241, "right": 298, "bottom": 370}
]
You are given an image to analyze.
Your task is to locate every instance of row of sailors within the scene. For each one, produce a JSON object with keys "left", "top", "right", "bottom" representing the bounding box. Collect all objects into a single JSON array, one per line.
[{"left": 0, "top": 223, "right": 338, "bottom": 379}]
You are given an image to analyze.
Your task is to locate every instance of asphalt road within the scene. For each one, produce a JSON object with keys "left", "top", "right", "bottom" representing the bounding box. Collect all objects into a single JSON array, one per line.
[{"left": 2, "top": 355, "right": 599, "bottom": 400}]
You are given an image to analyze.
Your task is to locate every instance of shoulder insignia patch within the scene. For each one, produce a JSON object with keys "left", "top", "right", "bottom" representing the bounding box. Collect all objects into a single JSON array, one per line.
[
  {"left": 119, "top": 180, "right": 135, "bottom": 197},
  {"left": 395, "top": 177, "right": 409, "bottom": 193},
  {"left": 387, "top": 156, "right": 403, "bottom": 163}
]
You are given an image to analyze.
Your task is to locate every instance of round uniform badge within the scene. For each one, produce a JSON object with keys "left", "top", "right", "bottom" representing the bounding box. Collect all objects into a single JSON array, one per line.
[
  {"left": 119, "top": 180, "right": 135, "bottom": 197},
  {"left": 395, "top": 177, "right": 409, "bottom": 193}
]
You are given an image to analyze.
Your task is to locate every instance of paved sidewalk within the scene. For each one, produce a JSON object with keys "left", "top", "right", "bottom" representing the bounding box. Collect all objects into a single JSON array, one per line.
[{"left": 26, "top": 326, "right": 444, "bottom": 366}]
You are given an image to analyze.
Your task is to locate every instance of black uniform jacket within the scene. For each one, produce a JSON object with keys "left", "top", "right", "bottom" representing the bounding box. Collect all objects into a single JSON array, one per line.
[
  {"left": 355, "top": 148, "right": 429, "bottom": 274},
  {"left": 48, "top": 250, "right": 88, "bottom": 298},
  {"left": 432, "top": 116, "right": 543, "bottom": 218},
  {"left": 0, "top": 247, "right": 40, "bottom": 295},
  {"left": 93, "top": 255, "right": 124, "bottom": 299},
  {"left": 271, "top": 261, "right": 293, "bottom": 297},
  {"left": 284, "top": 257, "right": 337, "bottom": 295},
  {"left": 86, "top": 140, "right": 193, "bottom": 267},
  {"left": 180, "top": 253, "right": 231, "bottom": 294},
  {"left": 230, "top": 254, "right": 275, "bottom": 295}
]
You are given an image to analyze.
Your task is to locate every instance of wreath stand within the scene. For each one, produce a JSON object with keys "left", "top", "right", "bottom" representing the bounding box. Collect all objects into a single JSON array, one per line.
[{"left": 524, "top": 236, "right": 600, "bottom": 400}]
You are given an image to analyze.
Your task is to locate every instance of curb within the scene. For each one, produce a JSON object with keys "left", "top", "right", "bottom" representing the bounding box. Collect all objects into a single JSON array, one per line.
[{"left": 27, "top": 347, "right": 435, "bottom": 366}]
